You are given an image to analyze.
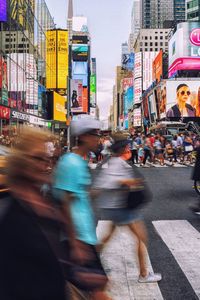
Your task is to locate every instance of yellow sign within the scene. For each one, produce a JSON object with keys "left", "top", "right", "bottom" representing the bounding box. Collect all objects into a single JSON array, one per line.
[
  {"left": 57, "top": 30, "right": 69, "bottom": 89},
  {"left": 53, "top": 92, "right": 67, "bottom": 122},
  {"left": 46, "top": 30, "right": 57, "bottom": 89}
]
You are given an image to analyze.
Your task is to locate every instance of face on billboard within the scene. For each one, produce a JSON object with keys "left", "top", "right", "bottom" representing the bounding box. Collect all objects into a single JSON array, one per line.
[
  {"left": 72, "top": 44, "right": 88, "bottom": 61},
  {"left": 166, "top": 80, "right": 200, "bottom": 118},
  {"left": 0, "top": 0, "right": 7, "bottom": 21}
]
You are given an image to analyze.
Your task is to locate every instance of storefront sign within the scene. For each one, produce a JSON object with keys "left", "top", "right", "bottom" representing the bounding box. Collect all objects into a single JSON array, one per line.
[
  {"left": 11, "top": 111, "right": 30, "bottom": 122},
  {"left": 29, "top": 115, "right": 48, "bottom": 127},
  {"left": 0, "top": 106, "right": 10, "bottom": 119}
]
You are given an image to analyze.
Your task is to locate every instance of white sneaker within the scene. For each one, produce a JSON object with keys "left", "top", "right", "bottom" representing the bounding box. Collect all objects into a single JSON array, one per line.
[{"left": 138, "top": 272, "right": 162, "bottom": 283}]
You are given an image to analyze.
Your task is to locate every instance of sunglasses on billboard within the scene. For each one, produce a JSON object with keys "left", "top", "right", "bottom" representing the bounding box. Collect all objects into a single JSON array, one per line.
[{"left": 180, "top": 91, "right": 191, "bottom": 96}]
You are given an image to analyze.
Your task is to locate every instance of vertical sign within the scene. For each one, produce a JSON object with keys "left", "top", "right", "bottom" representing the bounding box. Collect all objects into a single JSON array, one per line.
[
  {"left": 46, "top": 30, "right": 57, "bottom": 89},
  {"left": 0, "top": 0, "right": 7, "bottom": 22},
  {"left": 57, "top": 30, "right": 68, "bottom": 89}
]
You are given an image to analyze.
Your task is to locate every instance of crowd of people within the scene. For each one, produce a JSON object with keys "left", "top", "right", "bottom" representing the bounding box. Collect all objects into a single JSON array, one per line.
[
  {"left": 0, "top": 120, "right": 164, "bottom": 300},
  {"left": 90, "top": 131, "right": 199, "bottom": 167}
]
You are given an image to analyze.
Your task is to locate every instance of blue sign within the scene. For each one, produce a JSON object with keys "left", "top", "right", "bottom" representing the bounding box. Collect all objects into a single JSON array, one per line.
[
  {"left": 124, "top": 86, "right": 134, "bottom": 115},
  {"left": 0, "top": 0, "right": 7, "bottom": 22}
]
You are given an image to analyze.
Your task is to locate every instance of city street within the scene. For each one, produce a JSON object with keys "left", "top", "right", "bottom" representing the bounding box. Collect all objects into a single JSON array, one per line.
[{"left": 97, "top": 167, "right": 200, "bottom": 300}]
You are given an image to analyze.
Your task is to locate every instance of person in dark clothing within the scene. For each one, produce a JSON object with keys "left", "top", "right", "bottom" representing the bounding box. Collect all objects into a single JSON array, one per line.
[
  {"left": 191, "top": 146, "right": 200, "bottom": 214},
  {"left": 0, "top": 127, "right": 68, "bottom": 300}
]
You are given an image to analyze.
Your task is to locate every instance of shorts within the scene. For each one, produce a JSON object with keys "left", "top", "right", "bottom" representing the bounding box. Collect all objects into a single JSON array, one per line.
[
  {"left": 101, "top": 208, "right": 141, "bottom": 225},
  {"left": 155, "top": 149, "right": 162, "bottom": 155}
]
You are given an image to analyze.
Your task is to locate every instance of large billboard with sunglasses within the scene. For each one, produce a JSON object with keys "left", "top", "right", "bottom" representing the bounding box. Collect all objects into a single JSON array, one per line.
[{"left": 166, "top": 80, "right": 200, "bottom": 118}]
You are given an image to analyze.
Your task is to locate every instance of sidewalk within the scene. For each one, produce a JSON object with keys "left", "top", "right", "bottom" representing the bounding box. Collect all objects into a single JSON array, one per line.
[{"left": 97, "top": 221, "right": 163, "bottom": 300}]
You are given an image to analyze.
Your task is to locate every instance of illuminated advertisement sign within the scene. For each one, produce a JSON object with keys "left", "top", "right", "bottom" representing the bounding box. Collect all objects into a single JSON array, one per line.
[
  {"left": 0, "top": 0, "right": 7, "bottom": 22},
  {"left": 0, "top": 106, "right": 10, "bottom": 119},
  {"left": 168, "top": 22, "right": 200, "bottom": 77},
  {"left": 148, "top": 93, "right": 157, "bottom": 124},
  {"left": 0, "top": 57, "right": 8, "bottom": 105},
  {"left": 70, "top": 79, "right": 83, "bottom": 113},
  {"left": 53, "top": 92, "right": 66, "bottom": 121},
  {"left": 122, "top": 53, "right": 135, "bottom": 71},
  {"left": 72, "top": 44, "right": 88, "bottom": 62},
  {"left": 152, "top": 50, "right": 163, "bottom": 83},
  {"left": 143, "top": 51, "right": 158, "bottom": 90},
  {"left": 134, "top": 78, "right": 142, "bottom": 104},
  {"left": 133, "top": 108, "right": 141, "bottom": 127},
  {"left": 72, "top": 61, "right": 88, "bottom": 87},
  {"left": 82, "top": 87, "right": 88, "bottom": 113},
  {"left": 124, "top": 86, "right": 134, "bottom": 115},
  {"left": 134, "top": 52, "right": 142, "bottom": 79},
  {"left": 90, "top": 74, "right": 96, "bottom": 108},
  {"left": 57, "top": 30, "right": 68, "bottom": 89},
  {"left": 122, "top": 77, "right": 133, "bottom": 90},
  {"left": 46, "top": 30, "right": 57, "bottom": 89},
  {"left": 166, "top": 80, "right": 200, "bottom": 118},
  {"left": 72, "top": 35, "right": 88, "bottom": 45}
]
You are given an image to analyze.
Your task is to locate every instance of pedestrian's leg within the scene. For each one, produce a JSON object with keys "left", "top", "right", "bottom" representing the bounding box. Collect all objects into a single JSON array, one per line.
[
  {"left": 128, "top": 221, "right": 148, "bottom": 277},
  {"left": 131, "top": 150, "right": 135, "bottom": 164},
  {"left": 143, "top": 150, "right": 148, "bottom": 165},
  {"left": 136, "top": 151, "right": 138, "bottom": 164},
  {"left": 98, "top": 223, "right": 116, "bottom": 251}
]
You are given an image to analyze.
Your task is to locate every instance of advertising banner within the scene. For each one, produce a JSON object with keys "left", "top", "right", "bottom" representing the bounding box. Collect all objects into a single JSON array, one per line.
[
  {"left": 53, "top": 92, "right": 66, "bottom": 122},
  {"left": 134, "top": 78, "right": 142, "bottom": 104},
  {"left": 72, "top": 61, "right": 88, "bottom": 87},
  {"left": 90, "top": 74, "right": 96, "bottom": 108},
  {"left": 57, "top": 30, "right": 68, "bottom": 89},
  {"left": 166, "top": 80, "right": 200, "bottom": 118},
  {"left": 143, "top": 95, "right": 149, "bottom": 120},
  {"left": 134, "top": 52, "right": 142, "bottom": 79},
  {"left": 72, "top": 44, "right": 88, "bottom": 62},
  {"left": 0, "top": 0, "right": 7, "bottom": 22},
  {"left": 168, "top": 22, "right": 200, "bottom": 76},
  {"left": 72, "top": 35, "right": 88, "bottom": 45},
  {"left": 71, "top": 79, "right": 83, "bottom": 113},
  {"left": 148, "top": 93, "right": 157, "bottom": 124},
  {"left": 124, "top": 86, "right": 134, "bottom": 115},
  {"left": 122, "top": 53, "right": 135, "bottom": 71},
  {"left": 82, "top": 87, "right": 88, "bottom": 113},
  {"left": 46, "top": 30, "right": 57, "bottom": 89},
  {"left": 0, "top": 57, "right": 8, "bottom": 105},
  {"left": 133, "top": 109, "right": 142, "bottom": 127},
  {"left": 143, "top": 51, "right": 158, "bottom": 90},
  {"left": 152, "top": 50, "right": 163, "bottom": 83},
  {"left": 0, "top": 106, "right": 10, "bottom": 119}
]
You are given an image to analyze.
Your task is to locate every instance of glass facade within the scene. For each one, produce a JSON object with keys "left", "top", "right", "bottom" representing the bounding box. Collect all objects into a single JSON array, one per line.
[
  {"left": 186, "top": 0, "right": 200, "bottom": 20},
  {"left": 0, "top": 0, "right": 55, "bottom": 133}
]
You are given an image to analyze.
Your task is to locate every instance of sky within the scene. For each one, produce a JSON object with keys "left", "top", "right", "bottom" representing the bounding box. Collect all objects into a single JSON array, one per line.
[{"left": 46, "top": 0, "right": 133, "bottom": 120}]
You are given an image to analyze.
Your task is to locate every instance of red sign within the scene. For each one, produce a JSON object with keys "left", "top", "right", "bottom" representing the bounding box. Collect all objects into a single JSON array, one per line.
[
  {"left": 190, "top": 28, "right": 200, "bottom": 46},
  {"left": 0, "top": 106, "right": 10, "bottom": 119},
  {"left": 152, "top": 50, "right": 163, "bottom": 83},
  {"left": 82, "top": 87, "right": 88, "bottom": 113}
]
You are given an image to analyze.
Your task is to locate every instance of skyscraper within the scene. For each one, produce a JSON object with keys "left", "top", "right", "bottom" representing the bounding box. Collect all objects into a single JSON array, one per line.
[
  {"left": 174, "top": 0, "right": 186, "bottom": 22},
  {"left": 67, "top": 0, "right": 73, "bottom": 40},
  {"left": 186, "top": 0, "right": 200, "bottom": 20},
  {"left": 142, "top": 0, "right": 174, "bottom": 28},
  {"left": 131, "top": 0, "right": 142, "bottom": 43}
]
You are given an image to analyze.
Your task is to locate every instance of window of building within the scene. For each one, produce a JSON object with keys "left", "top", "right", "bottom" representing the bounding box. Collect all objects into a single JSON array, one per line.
[
  {"left": 155, "top": 42, "right": 158, "bottom": 46},
  {"left": 140, "top": 42, "right": 143, "bottom": 46},
  {"left": 160, "top": 36, "right": 163, "bottom": 40},
  {"left": 150, "top": 42, "right": 153, "bottom": 46},
  {"left": 145, "top": 42, "right": 148, "bottom": 46},
  {"left": 160, "top": 42, "right": 163, "bottom": 46},
  {"left": 155, "top": 48, "right": 158, "bottom": 51},
  {"left": 155, "top": 36, "right": 158, "bottom": 40},
  {"left": 145, "top": 36, "right": 148, "bottom": 40},
  {"left": 145, "top": 48, "right": 148, "bottom": 51},
  {"left": 150, "top": 48, "right": 153, "bottom": 51}
]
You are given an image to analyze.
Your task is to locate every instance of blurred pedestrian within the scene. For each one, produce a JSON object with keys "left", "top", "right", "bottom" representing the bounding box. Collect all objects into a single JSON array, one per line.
[
  {"left": 94, "top": 133, "right": 162, "bottom": 283},
  {"left": 0, "top": 127, "right": 68, "bottom": 300},
  {"left": 53, "top": 116, "right": 111, "bottom": 300}
]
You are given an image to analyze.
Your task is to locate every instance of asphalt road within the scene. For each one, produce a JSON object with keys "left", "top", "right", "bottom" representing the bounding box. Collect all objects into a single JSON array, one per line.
[{"left": 98, "top": 166, "right": 200, "bottom": 300}]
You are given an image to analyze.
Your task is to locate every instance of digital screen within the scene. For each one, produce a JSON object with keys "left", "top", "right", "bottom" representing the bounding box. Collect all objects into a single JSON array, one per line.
[
  {"left": 72, "top": 61, "right": 88, "bottom": 86},
  {"left": 72, "top": 44, "right": 88, "bottom": 61},
  {"left": 0, "top": 0, "right": 7, "bottom": 22}
]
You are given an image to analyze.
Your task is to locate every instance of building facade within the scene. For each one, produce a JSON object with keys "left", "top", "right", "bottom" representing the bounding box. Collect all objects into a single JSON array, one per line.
[
  {"left": 131, "top": 0, "right": 142, "bottom": 44},
  {"left": 186, "top": 0, "right": 200, "bottom": 20},
  {"left": 134, "top": 28, "right": 171, "bottom": 53}
]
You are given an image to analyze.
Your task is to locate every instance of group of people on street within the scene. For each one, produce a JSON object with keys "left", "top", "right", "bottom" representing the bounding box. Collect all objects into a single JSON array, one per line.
[{"left": 0, "top": 118, "right": 163, "bottom": 300}]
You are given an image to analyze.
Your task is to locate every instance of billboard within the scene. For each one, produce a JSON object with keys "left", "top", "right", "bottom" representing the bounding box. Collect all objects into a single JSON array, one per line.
[
  {"left": 46, "top": 30, "right": 57, "bottom": 89},
  {"left": 72, "top": 35, "right": 88, "bottom": 45},
  {"left": 143, "top": 51, "right": 158, "bottom": 90},
  {"left": 82, "top": 87, "right": 88, "bottom": 113},
  {"left": 72, "top": 61, "right": 88, "bottom": 86},
  {"left": 134, "top": 77, "right": 142, "bottom": 104},
  {"left": 0, "top": 57, "right": 8, "bottom": 105},
  {"left": 57, "top": 30, "right": 68, "bottom": 89},
  {"left": 152, "top": 50, "right": 163, "bottom": 83},
  {"left": 133, "top": 109, "right": 142, "bottom": 127},
  {"left": 72, "top": 16, "right": 88, "bottom": 32},
  {"left": 0, "top": 0, "right": 7, "bottom": 22},
  {"left": 72, "top": 44, "right": 88, "bottom": 61},
  {"left": 148, "top": 92, "right": 157, "bottom": 124},
  {"left": 124, "top": 86, "right": 134, "bottom": 115},
  {"left": 122, "top": 53, "right": 135, "bottom": 71},
  {"left": 70, "top": 79, "right": 83, "bottom": 113},
  {"left": 90, "top": 74, "right": 96, "bottom": 108},
  {"left": 168, "top": 22, "right": 200, "bottom": 77},
  {"left": 166, "top": 80, "right": 200, "bottom": 118},
  {"left": 134, "top": 52, "right": 142, "bottom": 79},
  {"left": 53, "top": 92, "right": 66, "bottom": 121}
]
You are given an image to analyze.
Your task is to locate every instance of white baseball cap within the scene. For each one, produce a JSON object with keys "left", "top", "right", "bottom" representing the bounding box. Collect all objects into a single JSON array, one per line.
[{"left": 70, "top": 115, "right": 101, "bottom": 136}]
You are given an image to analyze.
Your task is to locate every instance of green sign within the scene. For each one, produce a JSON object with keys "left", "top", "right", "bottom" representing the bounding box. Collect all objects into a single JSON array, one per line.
[{"left": 90, "top": 75, "right": 96, "bottom": 93}]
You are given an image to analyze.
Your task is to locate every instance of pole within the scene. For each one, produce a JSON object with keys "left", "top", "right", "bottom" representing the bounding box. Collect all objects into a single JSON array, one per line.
[{"left": 67, "top": 75, "right": 71, "bottom": 151}]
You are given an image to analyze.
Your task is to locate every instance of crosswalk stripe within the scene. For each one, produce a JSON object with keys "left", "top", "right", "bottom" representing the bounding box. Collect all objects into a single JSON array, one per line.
[
  {"left": 153, "top": 220, "right": 200, "bottom": 299},
  {"left": 97, "top": 221, "right": 163, "bottom": 300}
]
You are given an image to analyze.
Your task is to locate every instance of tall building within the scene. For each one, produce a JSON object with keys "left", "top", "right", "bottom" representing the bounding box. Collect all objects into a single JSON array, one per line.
[
  {"left": 131, "top": 0, "right": 142, "bottom": 44},
  {"left": 67, "top": 0, "right": 73, "bottom": 41},
  {"left": 186, "top": 0, "right": 200, "bottom": 20},
  {"left": 142, "top": 0, "right": 174, "bottom": 28},
  {"left": 134, "top": 28, "right": 170, "bottom": 52},
  {"left": 174, "top": 0, "right": 186, "bottom": 22}
]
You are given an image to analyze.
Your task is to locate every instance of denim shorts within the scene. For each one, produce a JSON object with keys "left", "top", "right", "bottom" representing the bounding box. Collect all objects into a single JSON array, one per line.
[{"left": 101, "top": 208, "right": 141, "bottom": 225}]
